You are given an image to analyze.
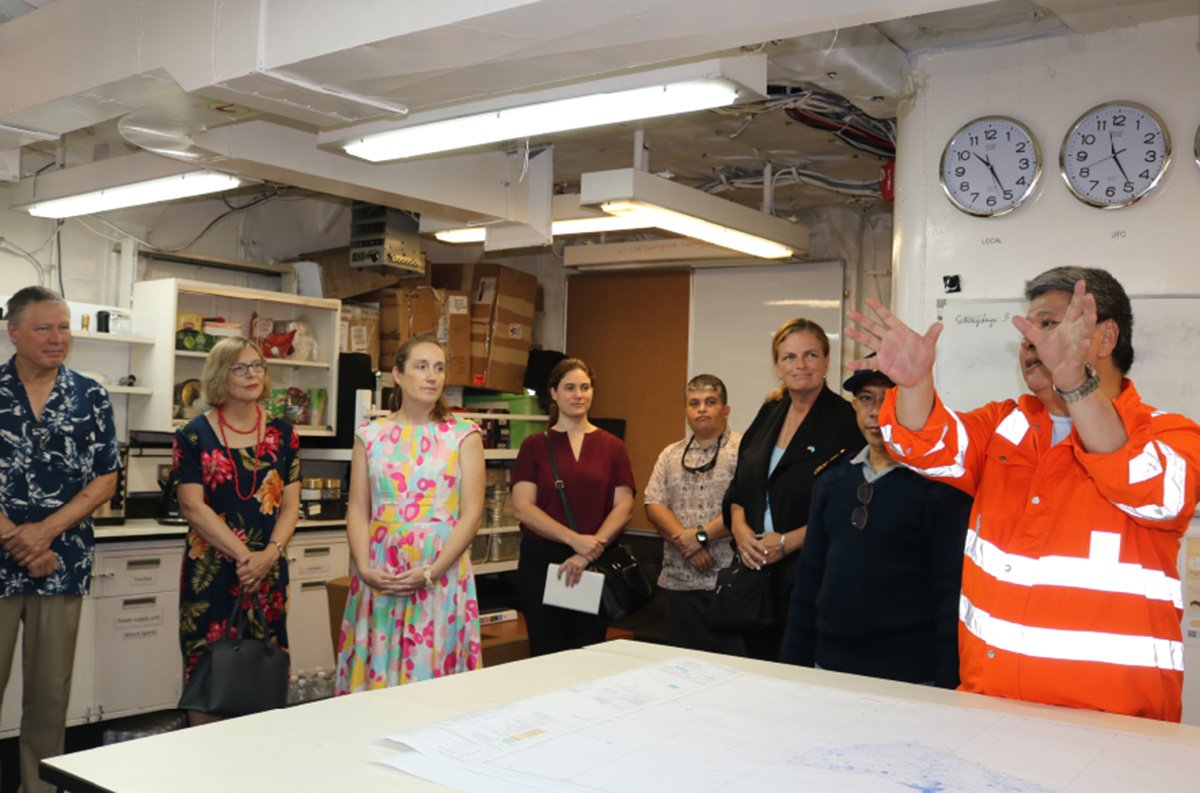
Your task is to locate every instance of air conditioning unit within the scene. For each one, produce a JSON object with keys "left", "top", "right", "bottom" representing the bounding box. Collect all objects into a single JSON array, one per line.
[{"left": 349, "top": 202, "right": 426, "bottom": 276}]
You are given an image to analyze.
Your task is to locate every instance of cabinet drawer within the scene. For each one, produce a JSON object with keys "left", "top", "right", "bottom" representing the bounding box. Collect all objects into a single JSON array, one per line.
[
  {"left": 93, "top": 547, "right": 183, "bottom": 597},
  {"left": 288, "top": 542, "right": 348, "bottom": 581}
]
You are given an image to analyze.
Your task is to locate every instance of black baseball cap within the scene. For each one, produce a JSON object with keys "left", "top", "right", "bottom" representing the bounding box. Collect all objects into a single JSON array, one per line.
[{"left": 842, "top": 354, "right": 894, "bottom": 394}]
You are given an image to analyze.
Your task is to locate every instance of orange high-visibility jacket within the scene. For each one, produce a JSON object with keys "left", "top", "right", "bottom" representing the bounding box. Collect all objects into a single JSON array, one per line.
[{"left": 880, "top": 381, "right": 1200, "bottom": 721}]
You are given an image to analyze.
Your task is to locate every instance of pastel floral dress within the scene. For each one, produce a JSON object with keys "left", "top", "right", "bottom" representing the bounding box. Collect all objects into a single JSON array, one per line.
[
  {"left": 335, "top": 417, "right": 482, "bottom": 693},
  {"left": 174, "top": 417, "right": 301, "bottom": 683}
]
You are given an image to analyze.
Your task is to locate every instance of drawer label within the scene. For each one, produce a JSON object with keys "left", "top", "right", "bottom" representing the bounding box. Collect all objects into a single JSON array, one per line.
[{"left": 114, "top": 608, "right": 164, "bottom": 640}]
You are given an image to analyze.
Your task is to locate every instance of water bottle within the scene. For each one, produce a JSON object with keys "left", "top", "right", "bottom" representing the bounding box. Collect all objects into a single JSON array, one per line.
[
  {"left": 286, "top": 674, "right": 301, "bottom": 706},
  {"left": 314, "top": 668, "right": 331, "bottom": 700}
]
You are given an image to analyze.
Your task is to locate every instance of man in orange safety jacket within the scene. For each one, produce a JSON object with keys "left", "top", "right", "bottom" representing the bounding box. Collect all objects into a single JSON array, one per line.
[{"left": 846, "top": 266, "right": 1200, "bottom": 721}]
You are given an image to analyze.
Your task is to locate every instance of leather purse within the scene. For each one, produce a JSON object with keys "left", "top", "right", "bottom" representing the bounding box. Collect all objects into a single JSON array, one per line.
[
  {"left": 710, "top": 551, "right": 774, "bottom": 633},
  {"left": 543, "top": 432, "right": 653, "bottom": 625},
  {"left": 178, "top": 594, "right": 289, "bottom": 716}
]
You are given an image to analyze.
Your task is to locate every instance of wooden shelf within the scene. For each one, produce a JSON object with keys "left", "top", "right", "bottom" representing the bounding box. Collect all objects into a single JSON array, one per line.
[
  {"left": 477, "top": 524, "right": 519, "bottom": 535},
  {"left": 73, "top": 331, "right": 155, "bottom": 346},
  {"left": 484, "top": 448, "right": 519, "bottom": 460},
  {"left": 106, "top": 385, "right": 152, "bottom": 395},
  {"left": 175, "top": 350, "right": 330, "bottom": 369},
  {"left": 456, "top": 411, "right": 548, "bottom": 422},
  {"left": 474, "top": 559, "right": 519, "bottom": 575}
]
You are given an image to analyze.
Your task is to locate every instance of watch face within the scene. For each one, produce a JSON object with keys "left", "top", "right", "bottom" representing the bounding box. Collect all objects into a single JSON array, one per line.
[
  {"left": 939, "top": 116, "right": 1041, "bottom": 217},
  {"left": 1060, "top": 101, "right": 1171, "bottom": 208}
]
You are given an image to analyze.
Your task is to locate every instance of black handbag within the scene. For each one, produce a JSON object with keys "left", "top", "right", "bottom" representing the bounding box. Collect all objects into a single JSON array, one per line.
[
  {"left": 710, "top": 551, "right": 774, "bottom": 633},
  {"left": 544, "top": 432, "right": 653, "bottom": 624},
  {"left": 178, "top": 594, "right": 289, "bottom": 716}
]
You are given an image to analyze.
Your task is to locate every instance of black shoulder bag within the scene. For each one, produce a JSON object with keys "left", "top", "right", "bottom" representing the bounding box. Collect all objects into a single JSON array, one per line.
[
  {"left": 544, "top": 431, "right": 653, "bottom": 625},
  {"left": 178, "top": 593, "right": 290, "bottom": 716}
]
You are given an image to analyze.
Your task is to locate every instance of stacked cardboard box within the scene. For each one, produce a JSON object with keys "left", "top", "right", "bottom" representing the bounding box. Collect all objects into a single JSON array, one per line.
[
  {"left": 378, "top": 286, "right": 471, "bottom": 385},
  {"left": 432, "top": 263, "right": 537, "bottom": 393}
]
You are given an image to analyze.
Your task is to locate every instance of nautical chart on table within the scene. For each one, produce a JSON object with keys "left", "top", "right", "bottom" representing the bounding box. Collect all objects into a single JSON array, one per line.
[{"left": 373, "top": 657, "right": 1200, "bottom": 793}]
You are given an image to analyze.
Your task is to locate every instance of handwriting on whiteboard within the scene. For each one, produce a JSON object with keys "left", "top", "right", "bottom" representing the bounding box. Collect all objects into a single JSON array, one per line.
[{"left": 952, "top": 310, "right": 1012, "bottom": 329}]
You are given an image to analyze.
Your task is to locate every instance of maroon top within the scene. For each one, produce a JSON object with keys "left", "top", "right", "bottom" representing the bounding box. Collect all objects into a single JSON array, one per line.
[{"left": 511, "top": 428, "right": 636, "bottom": 538}]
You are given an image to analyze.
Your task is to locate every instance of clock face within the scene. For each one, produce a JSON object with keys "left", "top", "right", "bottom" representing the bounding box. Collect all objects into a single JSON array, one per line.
[
  {"left": 1060, "top": 101, "right": 1171, "bottom": 208},
  {"left": 940, "top": 117, "right": 1041, "bottom": 217}
]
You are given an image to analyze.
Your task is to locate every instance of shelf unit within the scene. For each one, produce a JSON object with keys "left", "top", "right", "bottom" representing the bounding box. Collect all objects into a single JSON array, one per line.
[{"left": 130, "top": 279, "right": 341, "bottom": 436}]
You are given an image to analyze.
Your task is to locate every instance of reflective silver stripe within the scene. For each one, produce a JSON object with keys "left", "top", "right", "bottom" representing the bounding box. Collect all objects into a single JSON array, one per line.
[
  {"left": 995, "top": 409, "right": 1029, "bottom": 446},
  {"left": 1113, "top": 439, "right": 1187, "bottom": 522},
  {"left": 960, "top": 594, "right": 1184, "bottom": 671},
  {"left": 964, "top": 528, "right": 1182, "bottom": 607},
  {"left": 883, "top": 408, "right": 970, "bottom": 479}
]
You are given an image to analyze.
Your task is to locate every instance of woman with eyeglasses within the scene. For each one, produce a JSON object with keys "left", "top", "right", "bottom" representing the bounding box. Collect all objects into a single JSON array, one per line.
[
  {"left": 722, "top": 318, "right": 863, "bottom": 660},
  {"left": 174, "top": 337, "right": 301, "bottom": 724},
  {"left": 511, "top": 358, "right": 635, "bottom": 656}
]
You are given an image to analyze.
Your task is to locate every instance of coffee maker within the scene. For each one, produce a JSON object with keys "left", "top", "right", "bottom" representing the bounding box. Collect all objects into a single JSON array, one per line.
[{"left": 157, "top": 464, "right": 188, "bottom": 525}]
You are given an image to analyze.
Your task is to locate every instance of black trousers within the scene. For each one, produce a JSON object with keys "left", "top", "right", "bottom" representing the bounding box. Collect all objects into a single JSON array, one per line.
[
  {"left": 517, "top": 535, "right": 607, "bottom": 656},
  {"left": 663, "top": 588, "right": 746, "bottom": 655}
]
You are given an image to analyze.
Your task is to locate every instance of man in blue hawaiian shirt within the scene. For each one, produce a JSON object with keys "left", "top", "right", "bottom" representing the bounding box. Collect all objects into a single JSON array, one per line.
[{"left": 0, "top": 286, "right": 120, "bottom": 793}]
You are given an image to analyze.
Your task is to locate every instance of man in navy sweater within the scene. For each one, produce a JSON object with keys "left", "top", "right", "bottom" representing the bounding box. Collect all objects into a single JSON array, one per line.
[{"left": 779, "top": 365, "right": 971, "bottom": 687}]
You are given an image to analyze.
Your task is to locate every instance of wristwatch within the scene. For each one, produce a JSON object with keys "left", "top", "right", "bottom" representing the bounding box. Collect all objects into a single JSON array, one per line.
[
  {"left": 695, "top": 529, "right": 709, "bottom": 548},
  {"left": 1052, "top": 363, "right": 1100, "bottom": 403}
]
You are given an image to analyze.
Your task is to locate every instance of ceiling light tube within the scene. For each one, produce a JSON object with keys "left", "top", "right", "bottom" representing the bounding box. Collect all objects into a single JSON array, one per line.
[
  {"left": 23, "top": 171, "right": 243, "bottom": 218},
  {"left": 599, "top": 200, "right": 794, "bottom": 259},
  {"left": 343, "top": 79, "right": 738, "bottom": 162},
  {"left": 579, "top": 168, "right": 807, "bottom": 260},
  {"left": 433, "top": 213, "right": 652, "bottom": 244}
]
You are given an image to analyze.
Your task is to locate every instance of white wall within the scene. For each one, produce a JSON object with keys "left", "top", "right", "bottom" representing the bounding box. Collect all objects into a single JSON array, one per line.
[{"left": 892, "top": 15, "right": 1200, "bottom": 725}]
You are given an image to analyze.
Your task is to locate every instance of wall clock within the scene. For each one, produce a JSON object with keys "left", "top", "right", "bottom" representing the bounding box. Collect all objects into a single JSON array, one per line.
[
  {"left": 939, "top": 116, "right": 1041, "bottom": 217},
  {"left": 1060, "top": 101, "right": 1170, "bottom": 208}
]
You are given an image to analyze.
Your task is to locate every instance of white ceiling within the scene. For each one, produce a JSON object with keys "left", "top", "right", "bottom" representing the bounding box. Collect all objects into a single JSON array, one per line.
[{"left": 0, "top": 0, "right": 1193, "bottom": 238}]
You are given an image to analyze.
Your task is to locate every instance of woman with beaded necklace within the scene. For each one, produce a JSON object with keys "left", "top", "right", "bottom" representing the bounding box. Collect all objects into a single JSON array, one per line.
[{"left": 174, "top": 337, "right": 301, "bottom": 724}]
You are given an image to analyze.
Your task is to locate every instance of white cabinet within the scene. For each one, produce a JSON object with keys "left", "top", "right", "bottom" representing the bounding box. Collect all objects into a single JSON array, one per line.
[
  {"left": 285, "top": 530, "right": 349, "bottom": 678},
  {"left": 90, "top": 541, "right": 184, "bottom": 720},
  {"left": 129, "top": 279, "right": 341, "bottom": 437}
]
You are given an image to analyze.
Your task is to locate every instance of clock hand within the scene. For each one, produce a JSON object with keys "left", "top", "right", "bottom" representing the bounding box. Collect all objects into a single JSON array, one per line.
[
  {"left": 1108, "top": 134, "right": 1132, "bottom": 182},
  {"left": 972, "top": 151, "right": 1006, "bottom": 191}
]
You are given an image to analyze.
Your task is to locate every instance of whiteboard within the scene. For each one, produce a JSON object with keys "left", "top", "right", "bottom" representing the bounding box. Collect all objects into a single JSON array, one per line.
[
  {"left": 936, "top": 295, "right": 1200, "bottom": 421},
  {"left": 691, "top": 262, "right": 844, "bottom": 433}
]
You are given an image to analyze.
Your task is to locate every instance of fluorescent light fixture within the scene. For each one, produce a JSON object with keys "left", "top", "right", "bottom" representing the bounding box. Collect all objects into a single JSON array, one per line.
[
  {"left": 580, "top": 168, "right": 807, "bottom": 260},
  {"left": 23, "top": 171, "right": 242, "bottom": 218},
  {"left": 345, "top": 80, "right": 736, "bottom": 162},
  {"left": 426, "top": 193, "right": 655, "bottom": 244},
  {"left": 325, "top": 56, "right": 767, "bottom": 162}
]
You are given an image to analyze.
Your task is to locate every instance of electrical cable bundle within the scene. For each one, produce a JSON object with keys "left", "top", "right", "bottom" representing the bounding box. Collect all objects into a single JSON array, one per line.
[{"left": 769, "top": 85, "right": 896, "bottom": 159}]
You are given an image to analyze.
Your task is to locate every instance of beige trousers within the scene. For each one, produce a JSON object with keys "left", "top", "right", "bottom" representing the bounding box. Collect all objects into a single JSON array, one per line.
[{"left": 0, "top": 595, "right": 83, "bottom": 793}]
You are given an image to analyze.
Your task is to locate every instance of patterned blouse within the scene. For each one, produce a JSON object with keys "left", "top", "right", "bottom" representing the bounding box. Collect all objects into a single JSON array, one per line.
[
  {"left": 0, "top": 357, "right": 121, "bottom": 596},
  {"left": 644, "top": 428, "right": 741, "bottom": 591}
]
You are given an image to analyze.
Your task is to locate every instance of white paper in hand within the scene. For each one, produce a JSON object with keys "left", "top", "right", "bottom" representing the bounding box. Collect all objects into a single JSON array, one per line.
[{"left": 542, "top": 564, "right": 604, "bottom": 614}]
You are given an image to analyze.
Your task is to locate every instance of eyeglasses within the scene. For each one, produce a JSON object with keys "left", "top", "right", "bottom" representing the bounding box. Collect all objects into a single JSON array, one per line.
[
  {"left": 681, "top": 434, "right": 723, "bottom": 474},
  {"left": 229, "top": 360, "right": 267, "bottom": 377},
  {"left": 851, "top": 480, "right": 873, "bottom": 530}
]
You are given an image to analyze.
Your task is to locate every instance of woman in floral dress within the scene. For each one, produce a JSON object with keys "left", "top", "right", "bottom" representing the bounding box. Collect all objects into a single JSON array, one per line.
[
  {"left": 175, "top": 337, "right": 301, "bottom": 723},
  {"left": 335, "top": 334, "right": 484, "bottom": 692}
]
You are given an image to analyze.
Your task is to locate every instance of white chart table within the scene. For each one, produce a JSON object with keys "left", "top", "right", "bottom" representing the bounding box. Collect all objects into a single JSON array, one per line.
[{"left": 42, "top": 640, "right": 1200, "bottom": 792}]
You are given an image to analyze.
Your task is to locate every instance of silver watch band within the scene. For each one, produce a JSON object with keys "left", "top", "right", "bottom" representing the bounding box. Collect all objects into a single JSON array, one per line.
[{"left": 1053, "top": 363, "right": 1100, "bottom": 403}]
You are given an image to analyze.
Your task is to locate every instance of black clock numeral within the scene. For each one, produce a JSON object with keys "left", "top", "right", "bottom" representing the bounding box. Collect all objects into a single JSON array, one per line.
[
  {"left": 1076, "top": 151, "right": 1088, "bottom": 162},
  {"left": 960, "top": 181, "right": 970, "bottom": 192},
  {"left": 1089, "top": 180, "right": 1100, "bottom": 191},
  {"left": 970, "top": 192, "right": 980, "bottom": 202},
  {"left": 1144, "top": 151, "right": 1158, "bottom": 163},
  {"left": 1139, "top": 169, "right": 1151, "bottom": 179},
  {"left": 985, "top": 129, "right": 997, "bottom": 141},
  {"left": 954, "top": 166, "right": 966, "bottom": 177},
  {"left": 1112, "top": 114, "right": 1126, "bottom": 127},
  {"left": 1123, "top": 182, "right": 1134, "bottom": 193},
  {"left": 1002, "top": 190, "right": 1013, "bottom": 201},
  {"left": 1105, "top": 186, "right": 1117, "bottom": 198},
  {"left": 1144, "top": 133, "right": 1156, "bottom": 145},
  {"left": 1019, "top": 158, "right": 1030, "bottom": 170},
  {"left": 1015, "top": 141, "right": 1027, "bottom": 153},
  {"left": 1016, "top": 176, "right": 1027, "bottom": 186},
  {"left": 986, "top": 196, "right": 997, "bottom": 207},
  {"left": 1082, "top": 133, "right": 1096, "bottom": 145},
  {"left": 957, "top": 150, "right": 971, "bottom": 161},
  {"left": 1079, "top": 167, "right": 1090, "bottom": 178},
  {"left": 1096, "top": 120, "right": 1107, "bottom": 131}
]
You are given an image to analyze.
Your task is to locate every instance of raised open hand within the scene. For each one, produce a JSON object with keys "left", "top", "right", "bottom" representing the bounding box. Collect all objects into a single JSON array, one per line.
[
  {"left": 1012, "top": 278, "right": 1095, "bottom": 385},
  {"left": 846, "top": 298, "right": 943, "bottom": 388}
]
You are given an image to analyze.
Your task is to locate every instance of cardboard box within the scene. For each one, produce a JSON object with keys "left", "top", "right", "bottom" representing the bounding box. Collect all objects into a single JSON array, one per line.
[
  {"left": 378, "top": 287, "right": 470, "bottom": 385},
  {"left": 339, "top": 303, "right": 380, "bottom": 370},
  {"left": 436, "top": 263, "right": 536, "bottom": 392}
]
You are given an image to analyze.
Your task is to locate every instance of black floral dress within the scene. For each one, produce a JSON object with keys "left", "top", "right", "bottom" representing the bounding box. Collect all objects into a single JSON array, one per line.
[{"left": 173, "top": 416, "right": 301, "bottom": 683}]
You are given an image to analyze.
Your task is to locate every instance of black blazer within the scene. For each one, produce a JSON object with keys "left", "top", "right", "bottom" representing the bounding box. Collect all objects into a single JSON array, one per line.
[{"left": 724, "top": 385, "right": 863, "bottom": 536}]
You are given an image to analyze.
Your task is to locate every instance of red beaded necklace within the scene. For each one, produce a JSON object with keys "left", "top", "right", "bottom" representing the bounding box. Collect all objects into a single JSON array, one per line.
[{"left": 217, "top": 404, "right": 264, "bottom": 502}]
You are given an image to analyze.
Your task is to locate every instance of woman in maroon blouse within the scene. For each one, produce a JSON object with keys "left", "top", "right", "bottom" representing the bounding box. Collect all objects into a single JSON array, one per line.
[{"left": 511, "top": 358, "right": 636, "bottom": 655}]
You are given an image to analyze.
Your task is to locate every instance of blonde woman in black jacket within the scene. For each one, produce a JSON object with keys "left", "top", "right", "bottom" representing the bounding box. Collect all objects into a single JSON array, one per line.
[{"left": 723, "top": 318, "right": 864, "bottom": 660}]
